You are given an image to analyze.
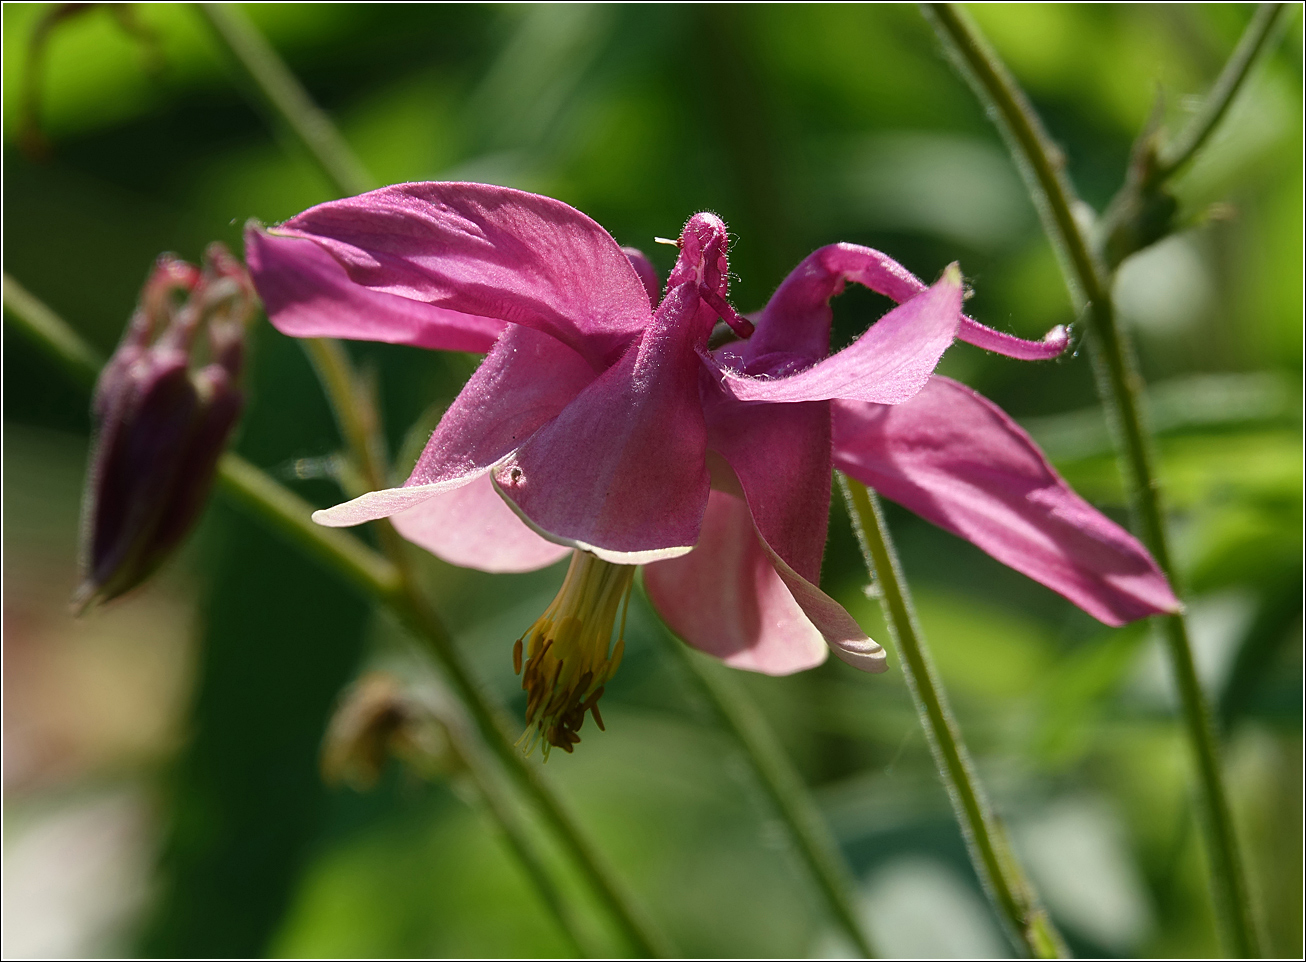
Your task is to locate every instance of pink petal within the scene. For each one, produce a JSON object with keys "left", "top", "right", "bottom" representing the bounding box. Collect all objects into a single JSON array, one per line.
[
  {"left": 832, "top": 377, "right": 1181, "bottom": 626},
  {"left": 701, "top": 393, "right": 887, "bottom": 673},
  {"left": 746, "top": 242, "right": 929, "bottom": 362},
  {"left": 246, "top": 227, "right": 506, "bottom": 353},
  {"left": 747, "top": 242, "right": 1066, "bottom": 363},
  {"left": 643, "top": 491, "right": 829, "bottom": 675},
  {"left": 314, "top": 325, "right": 596, "bottom": 528},
  {"left": 391, "top": 471, "right": 570, "bottom": 573},
  {"left": 708, "top": 265, "right": 963, "bottom": 404},
  {"left": 273, "top": 182, "right": 653, "bottom": 367},
  {"left": 406, "top": 325, "right": 598, "bottom": 487},
  {"left": 490, "top": 282, "right": 712, "bottom": 565},
  {"left": 703, "top": 387, "right": 832, "bottom": 583}
]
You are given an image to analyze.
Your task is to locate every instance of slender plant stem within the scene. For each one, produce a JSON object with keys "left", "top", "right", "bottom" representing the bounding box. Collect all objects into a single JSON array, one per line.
[
  {"left": 1156, "top": 3, "right": 1289, "bottom": 179},
  {"left": 216, "top": 451, "right": 401, "bottom": 596},
  {"left": 3, "top": 273, "right": 104, "bottom": 391},
  {"left": 3, "top": 278, "right": 669, "bottom": 959},
  {"left": 649, "top": 603, "right": 877, "bottom": 958},
  {"left": 924, "top": 4, "right": 1265, "bottom": 955},
  {"left": 195, "top": 2, "right": 374, "bottom": 197},
  {"left": 841, "top": 477, "right": 1066, "bottom": 959}
]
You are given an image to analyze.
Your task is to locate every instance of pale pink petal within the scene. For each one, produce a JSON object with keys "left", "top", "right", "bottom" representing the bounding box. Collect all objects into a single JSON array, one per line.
[
  {"left": 274, "top": 182, "right": 652, "bottom": 366},
  {"left": 491, "top": 283, "right": 712, "bottom": 564},
  {"left": 246, "top": 227, "right": 507, "bottom": 353},
  {"left": 313, "top": 482, "right": 460, "bottom": 527},
  {"left": 643, "top": 491, "right": 829, "bottom": 675},
  {"left": 759, "top": 534, "right": 887, "bottom": 673},
  {"left": 708, "top": 266, "right": 963, "bottom": 404},
  {"left": 832, "top": 377, "right": 1181, "bottom": 626},
  {"left": 391, "top": 471, "right": 569, "bottom": 573},
  {"left": 747, "top": 242, "right": 1066, "bottom": 363}
]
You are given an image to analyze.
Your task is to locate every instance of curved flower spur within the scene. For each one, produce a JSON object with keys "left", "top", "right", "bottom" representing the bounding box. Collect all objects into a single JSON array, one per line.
[{"left": 247, "top": 182, "right": 1178, "bottom": 754}]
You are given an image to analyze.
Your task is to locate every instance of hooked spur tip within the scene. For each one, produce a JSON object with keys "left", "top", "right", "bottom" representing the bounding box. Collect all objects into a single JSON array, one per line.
[
  {"left": 832, "top": 637, "right": 888, "bottom": 674},
  {"left": 1044, "top": 324, "right": 1071, "bottom": 353}
]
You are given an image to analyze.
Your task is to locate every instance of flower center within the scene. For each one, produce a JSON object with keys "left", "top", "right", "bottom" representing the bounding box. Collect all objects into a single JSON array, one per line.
[{"left": 514, "top": 549, "right": 636, "bottom": 757}]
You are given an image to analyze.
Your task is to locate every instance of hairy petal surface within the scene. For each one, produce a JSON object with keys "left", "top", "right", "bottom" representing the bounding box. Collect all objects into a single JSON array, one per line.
[
  {"left": 246, "top": 227, "right": 506, "bottom": 353},
  {"left": 314, "top": 325, "right": 595, "bottom": 528},
  {"left": 491, "top": 283, "right": 713, "bottom": 564},
  {"left": 644, "top": 492, "right": 829, "bottom": 675},
  {"left": 708, "top": 267, "right": 963, "bottom": 404},
  {"left": 273, "top": 182, "right": 653, "bottom": 366},
  {"left": 833, "top": 377, "right": 1181, "bottom": 626},
  {"left": 391, "top": 471, "right": 570, "bottom": 573}
]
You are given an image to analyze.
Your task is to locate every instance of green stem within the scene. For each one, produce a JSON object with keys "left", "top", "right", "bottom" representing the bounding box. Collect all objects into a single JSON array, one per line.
[
  {"left": 649, "top": 600, "right": 877, "bottom": 958},
  {"left": 194, "top": 2, "right": 375, "bottom": 197},
  {"left": 1156, "top": 4, "right": 1290, "bottom": 180},
  {"left": 924, "top": 5, "right": 1263, "bottom": 955},
  {"left": 841, "top": 477, "right": 1066, "bottom": 959},
  {"left": 4, "top": 277, "right": 670, "bottom": 958},
  {"left": 216, "top": 451, "right": 400, "bottom": 597},
  {"left": 3, "top": 273, "right": 104, "bottom": 391}
]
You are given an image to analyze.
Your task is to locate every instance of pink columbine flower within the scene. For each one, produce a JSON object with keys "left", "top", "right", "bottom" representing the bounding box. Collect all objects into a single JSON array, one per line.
[{"left": 246, "top": 182, "right": 1178, "bottom": 753}]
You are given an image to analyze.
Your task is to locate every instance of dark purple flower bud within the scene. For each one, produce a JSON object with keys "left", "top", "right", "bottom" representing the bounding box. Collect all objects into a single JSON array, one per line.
[{"left": 74, "top": 243, "right": 255, "bottom": 612}]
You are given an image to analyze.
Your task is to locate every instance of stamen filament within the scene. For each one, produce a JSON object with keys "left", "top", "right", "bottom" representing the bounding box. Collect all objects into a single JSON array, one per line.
[{"left": 515, "top": 549, "right": 636, "bottom": 757}]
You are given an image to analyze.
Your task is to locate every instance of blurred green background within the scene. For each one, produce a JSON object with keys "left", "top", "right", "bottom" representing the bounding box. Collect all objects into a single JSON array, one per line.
[{"left": 2, "top": 3, "right": 1300, "bottom": 958}]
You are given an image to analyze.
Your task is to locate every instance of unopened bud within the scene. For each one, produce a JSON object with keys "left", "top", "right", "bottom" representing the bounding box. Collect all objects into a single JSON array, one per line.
[
  {"left": 321, "top": 673, "right": 459, "bottom": 790},
  {"left": 74, "top": 243, "right": 255, "bottom": 612}
]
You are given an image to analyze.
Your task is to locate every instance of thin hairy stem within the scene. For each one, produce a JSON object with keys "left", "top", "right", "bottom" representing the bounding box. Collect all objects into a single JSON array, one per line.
[
  {"left": 841, "top": 477, "right": 1066, "bottom": 959},
  {"left": 649, "top": 602, "right": 877, "bottom": 958},
  {"left": 924, "top": 5, "right": 1265, "bottom": 954}
]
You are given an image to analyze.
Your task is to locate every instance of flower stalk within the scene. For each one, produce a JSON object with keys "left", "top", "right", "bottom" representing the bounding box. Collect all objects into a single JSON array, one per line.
[
  {"left": 841, "top": 476, "right": 1066, "bottom": 959},
  {"left": 923, "top": 4, "right": 1272, "bottom": 955}
]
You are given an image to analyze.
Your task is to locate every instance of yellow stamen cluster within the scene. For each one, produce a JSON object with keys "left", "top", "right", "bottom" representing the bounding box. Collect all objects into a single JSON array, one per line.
[{"left": 514, "top": 549, "right": 635, "bottom": 756}]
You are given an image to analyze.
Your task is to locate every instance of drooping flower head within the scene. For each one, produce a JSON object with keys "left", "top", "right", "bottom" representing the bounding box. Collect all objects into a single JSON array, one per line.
[
  {"left": 76, "top": 243, "right": 254, "bottom": 612},
  {"left": 247, "top": 182, "right": 1178, "bottom": 753}
]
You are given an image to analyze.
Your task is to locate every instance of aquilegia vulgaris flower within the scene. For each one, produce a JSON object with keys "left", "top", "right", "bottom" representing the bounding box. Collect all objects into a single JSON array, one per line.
[{"left": 247, "top": 182, "right": 1178, "bottom": 754}]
